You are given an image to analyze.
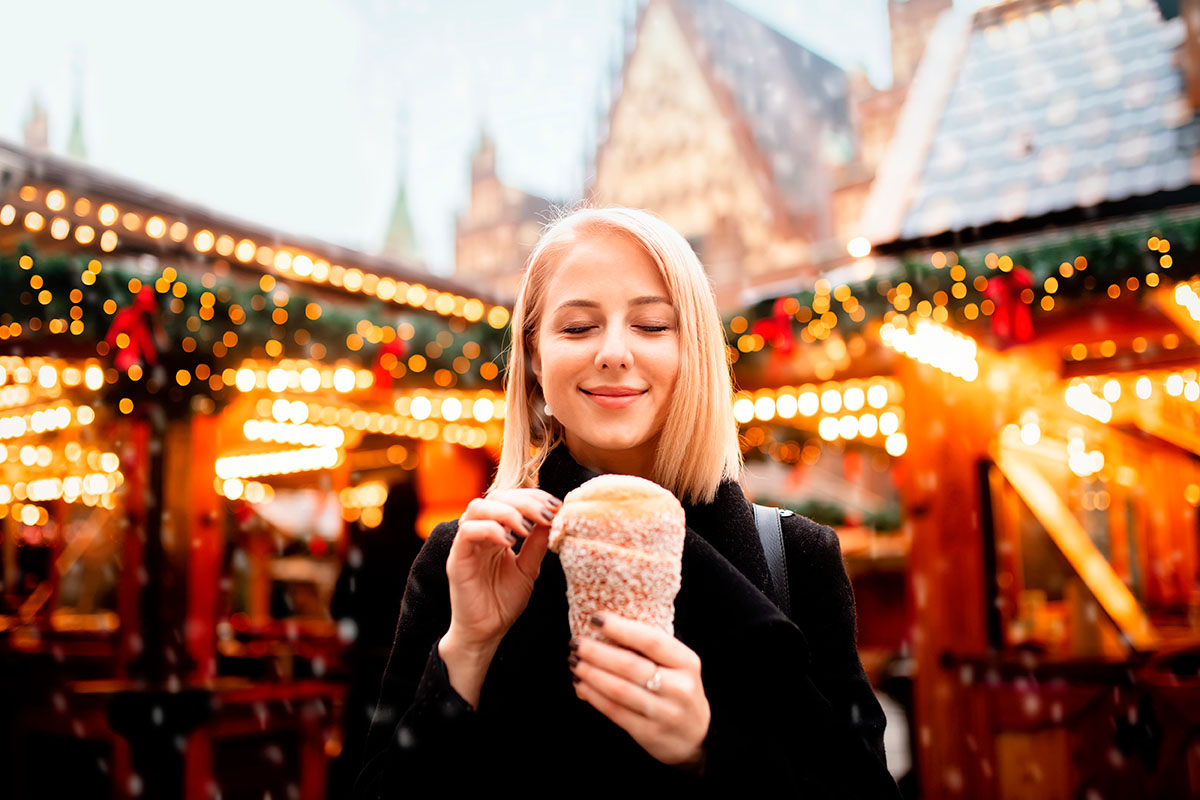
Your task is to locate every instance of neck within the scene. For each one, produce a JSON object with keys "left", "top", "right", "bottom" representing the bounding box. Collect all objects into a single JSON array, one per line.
[{"left": 561, "top": 432, "right": 659, "bottom": 481}]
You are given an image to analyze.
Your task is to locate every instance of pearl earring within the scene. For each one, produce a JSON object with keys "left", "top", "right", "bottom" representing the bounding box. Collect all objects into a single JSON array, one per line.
[{"left": 543, "top": 403, "right": 553, "bottom": 417}]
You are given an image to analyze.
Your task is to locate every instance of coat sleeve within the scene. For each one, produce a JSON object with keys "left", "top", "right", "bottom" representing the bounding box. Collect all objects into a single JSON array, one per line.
[
  {"left": 786, "top": 516, "right": 890, "bottom": 769},
  {"left": 353, "top": 521, "right": 490, "bottom": 797}
]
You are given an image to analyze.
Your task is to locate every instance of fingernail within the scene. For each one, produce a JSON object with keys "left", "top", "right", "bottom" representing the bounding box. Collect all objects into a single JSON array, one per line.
[
  {"left": 506, "top": 532, "right": 518, "bottom": 545},
  {"left": 589, "top": 614, "right": 604, "bottom": 628},
  {"left": 571, "top": 674, "right": 580, "bottom": 684},
  {"left": 568, "top": 637, "right": 580, "bottom": 652},
  {"left": 540, "top": 508, "right": 555, "bottom": 524},
  {"left": 567, "top": 653, "right": 580, "bottom": 668},
  {"left": 548, "top": 497, "right": 563, "bottom": 508},
  {"left": 522, "top": 517, "right": 535, "bottom": 532}
]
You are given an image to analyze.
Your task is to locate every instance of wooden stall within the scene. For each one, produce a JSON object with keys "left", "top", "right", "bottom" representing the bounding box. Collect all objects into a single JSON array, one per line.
[{"left": 0, "top": 140, "right": 508, "bottom": 798}]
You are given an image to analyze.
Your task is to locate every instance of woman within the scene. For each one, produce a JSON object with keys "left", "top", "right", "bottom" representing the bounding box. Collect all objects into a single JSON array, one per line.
[{"left": 356, "top": 207, "right": 900, "bottom": 796}]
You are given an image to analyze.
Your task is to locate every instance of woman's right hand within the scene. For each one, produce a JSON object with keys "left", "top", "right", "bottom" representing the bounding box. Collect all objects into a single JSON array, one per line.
[{"left": 438, "top": 488, "right": 560, "bottom": 706}]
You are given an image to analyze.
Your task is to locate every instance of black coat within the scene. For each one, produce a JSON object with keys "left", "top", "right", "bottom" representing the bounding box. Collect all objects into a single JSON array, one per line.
[{"left": 355, "top": 446, "right": 901, "bottom": 797}]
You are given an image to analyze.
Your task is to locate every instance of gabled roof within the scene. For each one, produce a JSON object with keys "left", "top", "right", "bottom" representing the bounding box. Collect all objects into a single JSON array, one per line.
[
  {"left": 869, "top": 0, "right": 1200, "bottom": 246},
  {"left": 0, "top": 138, "right": 502, "bottom": 307},
  {"left": 671, "top": 0, "right": 854, "bottom": 226}
]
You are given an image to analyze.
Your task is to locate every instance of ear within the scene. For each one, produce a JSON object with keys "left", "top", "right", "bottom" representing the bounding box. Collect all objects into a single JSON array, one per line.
[{"left": 529, "top": 340, "right": 542, "bottom": 383}]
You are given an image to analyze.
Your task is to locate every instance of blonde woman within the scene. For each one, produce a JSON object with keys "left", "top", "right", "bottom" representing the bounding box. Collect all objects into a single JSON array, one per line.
[{"left": 356, "top": 208, "right": 899, "bottom": 795}]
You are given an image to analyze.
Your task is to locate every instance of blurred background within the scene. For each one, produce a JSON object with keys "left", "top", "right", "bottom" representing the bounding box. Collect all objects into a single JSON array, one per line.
[{"left": 1, "top": 0, "right": 1198, "bottom": 797}]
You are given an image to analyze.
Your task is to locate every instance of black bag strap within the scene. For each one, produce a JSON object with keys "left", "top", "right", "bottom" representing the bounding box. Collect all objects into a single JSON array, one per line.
[{"left": 751, "top": 503, "right": 791, "bottom": 617}]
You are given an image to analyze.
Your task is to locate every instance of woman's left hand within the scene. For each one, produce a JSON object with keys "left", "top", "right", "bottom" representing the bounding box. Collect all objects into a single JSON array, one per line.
[{"left": 569, "top": 614, "right": 710, "bottom": 770}]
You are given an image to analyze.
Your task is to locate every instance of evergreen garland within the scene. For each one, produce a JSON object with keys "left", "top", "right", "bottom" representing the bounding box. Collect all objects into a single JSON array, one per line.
[
  {"left": 0, "top": 244, "right": 508, "bottom": 410},
  {"left": 726, "top": 214, "right": 1200, "bottom": 370}
]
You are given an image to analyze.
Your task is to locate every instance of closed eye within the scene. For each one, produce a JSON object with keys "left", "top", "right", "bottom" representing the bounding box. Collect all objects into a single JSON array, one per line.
[
  {"left": 561, "top": 325, "right": 594, "bottom": 335},
  {"left": 636, "top": 325, "right": 670, "bottom": 332}
]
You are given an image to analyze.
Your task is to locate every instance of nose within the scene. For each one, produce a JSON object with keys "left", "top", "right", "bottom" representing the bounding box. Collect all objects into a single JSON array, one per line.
[{"left": 595, "top": 324, "right": 632, "bottom": 371}]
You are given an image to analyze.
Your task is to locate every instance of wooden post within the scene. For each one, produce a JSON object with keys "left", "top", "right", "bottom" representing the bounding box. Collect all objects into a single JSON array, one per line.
[
  {"left": 186, "top": 412, "right": 221, "bottom": 680},
  {"left": 900, "top": 346, "right": 1060, "bottom": 799}
]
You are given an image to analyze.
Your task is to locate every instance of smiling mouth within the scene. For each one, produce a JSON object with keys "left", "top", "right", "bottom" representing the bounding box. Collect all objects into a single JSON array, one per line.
[
  {"left": 581, "top": 389, "right": 647, "bottom": 397},
  {"left": 580, "top": 388, "right": 647, "bottom": 408}
]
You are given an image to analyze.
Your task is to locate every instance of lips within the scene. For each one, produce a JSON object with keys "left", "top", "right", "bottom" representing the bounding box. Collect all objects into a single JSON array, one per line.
[
  {"left": 582, "top": 386, "right": 646, "bottom": 397},
  {"left": 581, "top": 386, "right": 646, "bottom": 409}
]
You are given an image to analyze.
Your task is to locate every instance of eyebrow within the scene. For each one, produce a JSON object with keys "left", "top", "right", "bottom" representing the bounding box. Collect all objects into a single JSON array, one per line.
[{"left": 553, "top": 296, "right": 672, "bottom": 312}]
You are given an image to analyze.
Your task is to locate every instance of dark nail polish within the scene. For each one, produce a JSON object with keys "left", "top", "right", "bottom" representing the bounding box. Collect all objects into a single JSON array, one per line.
[
  {"left": 548, "top": 496, "right": 563, "bottom": 508},
  {"left": 567, "top": 653, "right": 580, "bottom": 668},
  {"left": 571, "top": 673, "right": 580, "bottom": 684},
  {"left": 540, "top": 508, "right": 555, "bottom": 524},
  {"left": 523, "top": 517, "right": 535, "bottom": 532},
  {"left": 589, "top": 614, "right": 604, "bottom": 628},
  {"left": 568, "top": 637, "right": 580, "bottom": 652},
  {"left": 506, "top": 532, "right": 518, "bottom": 545}
]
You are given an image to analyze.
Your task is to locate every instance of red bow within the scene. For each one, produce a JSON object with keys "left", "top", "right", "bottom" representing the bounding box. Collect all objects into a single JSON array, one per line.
[
  {"left": 105, "top": 287, "right": 160, "bottom": 371},
  {"left": 984, "top": 268, "right": 1034, "bottom": 347},
  {"left": 751, "top": 297, "right": 796, "bottom": 355},
  {"left": 372, "top": 337, "right": 408, "bottom": 391}
]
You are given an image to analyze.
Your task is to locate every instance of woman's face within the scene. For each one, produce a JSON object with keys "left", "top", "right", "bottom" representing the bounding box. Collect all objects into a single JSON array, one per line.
[{"left": 532, "top": 233, "right": 680, "bottom": 477}]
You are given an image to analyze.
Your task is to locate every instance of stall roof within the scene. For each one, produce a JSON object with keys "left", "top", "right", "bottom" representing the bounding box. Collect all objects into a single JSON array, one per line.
[
  {"left": 863, "top": 0, "right": 1200, "bottom": 250},
  {"left": 0, "top": 138, "right": 505, "bottom": 308}
]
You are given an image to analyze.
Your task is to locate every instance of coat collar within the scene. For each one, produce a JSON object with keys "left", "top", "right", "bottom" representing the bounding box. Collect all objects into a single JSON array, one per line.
[{"left": 536, "top": 444, "right": 773, "bottom": 604}]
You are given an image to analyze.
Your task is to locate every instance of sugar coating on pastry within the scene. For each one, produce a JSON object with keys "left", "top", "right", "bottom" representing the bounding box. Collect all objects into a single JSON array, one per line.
[{"left": 548, "top": 474, "right": 686, "bottom": 639}]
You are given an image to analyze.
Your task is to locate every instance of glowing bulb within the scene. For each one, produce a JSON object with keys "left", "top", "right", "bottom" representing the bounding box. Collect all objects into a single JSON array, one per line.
[
  {"left": 235, "top": 368, "right": 257, "bottom": 392},
  {"left": 847, "top": 237, "right": 871, "bottom": 258},
  {"left": 473, "top": 398, "right": 494, "bottom": 422},
  {"left": 820, "top": 389, "right": 842, "bottom": 414},
  {"left": 1135, "top": 376, "right": 1152, "bottom": 399},
  {"left": 858, "top": 413, "right": 878, "bottom": 437},
  {"left": 442, "top": 397, "right": 463, "bottom": 421},
  {"left": 775, "top": 394, "right": 798, "bottom": 419},
  {"left": 333, "top": 368, "right": 356, "bottom": 393},
  {"left": 797, "top": 391, "right": 819, "bottom": 416},
  {"left": 1020, "top": 423, "right": 1041, "bottom": 446},
  {"left": 411, "top": 396, "right": 433, "bottom": 421},
  {"left": 879, "top": 411, "right": 900, "bottom": 436},
  {"left": 300, "top": 368, "right": 321, "bottom": 392},
  {"left": 267, "top": 369, "right": 287, "bottom": 393},
  {"left": 733, "top": 397, "right": 754, "bottom": 424},
  {"left": 885, "top": 433, "right": 908, "bottom": 456}
]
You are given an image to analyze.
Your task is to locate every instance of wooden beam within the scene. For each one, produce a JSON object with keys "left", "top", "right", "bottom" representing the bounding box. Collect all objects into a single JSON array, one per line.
[{"left": 992, "top": 445, "right": 1158, "bottom": 651}]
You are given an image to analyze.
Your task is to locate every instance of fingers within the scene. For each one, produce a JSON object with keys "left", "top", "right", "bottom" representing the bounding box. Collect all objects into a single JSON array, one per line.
[
  {"left": 573, "top": 637, "right": 662, "bottom": 693},
  {"left": 587, "top": 614, "right": 698, "bottom": 671},
  {"left": 461, "top": 490, "right": 561, "bottom": 537},
  {"left": 515, "top": 523, "right": 551, "bottom": 579},
  {"left": 573, "top": 673, "right": 656, "bottom": 739},
  {"left": 455, "top": 518, "right": 518, "bottom": 552},
  {"left": 460, "top": 497, "right": 537, "bottom": 540}
]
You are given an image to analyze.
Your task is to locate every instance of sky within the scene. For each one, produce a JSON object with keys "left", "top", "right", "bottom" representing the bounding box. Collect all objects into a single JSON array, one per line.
[{"left": 0, "top": 0, "right": 901, "bottom": 274}]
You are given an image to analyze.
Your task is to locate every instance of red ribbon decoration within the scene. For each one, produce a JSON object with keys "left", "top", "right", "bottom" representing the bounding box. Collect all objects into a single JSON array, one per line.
[
  {"left": 372, "top": 337, "right": 408, "bottom": 391},
  {"left": 104, "top": 287, "right": 160, "bottom": 371},
  {"left": 751, "top": 297, "right": 796, "bottom": 355},
  {"left": 984, "top": 267, "right": 1035, "bottom": 347}
]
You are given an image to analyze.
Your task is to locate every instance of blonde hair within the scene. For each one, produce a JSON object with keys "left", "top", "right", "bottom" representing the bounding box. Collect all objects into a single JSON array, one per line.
[{"left": 489, "top": 206, "right": 742, "bottom": 504}]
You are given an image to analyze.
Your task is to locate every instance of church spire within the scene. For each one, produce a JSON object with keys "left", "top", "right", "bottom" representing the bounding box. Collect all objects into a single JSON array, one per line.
[
  {"left": 381, "top": 105, "right": 419, "bottom": 263},
  {"left": 66, "top": 51, "right": 87, "bottom": 161}
]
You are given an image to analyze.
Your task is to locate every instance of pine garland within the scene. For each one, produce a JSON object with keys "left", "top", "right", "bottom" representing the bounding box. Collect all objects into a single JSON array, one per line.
[
  {"left": 0, "top": 245, "right": 508, "bottom": 406},
  {"left": 726, "top": 213, "right": 1200, "bottom": 370}
]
